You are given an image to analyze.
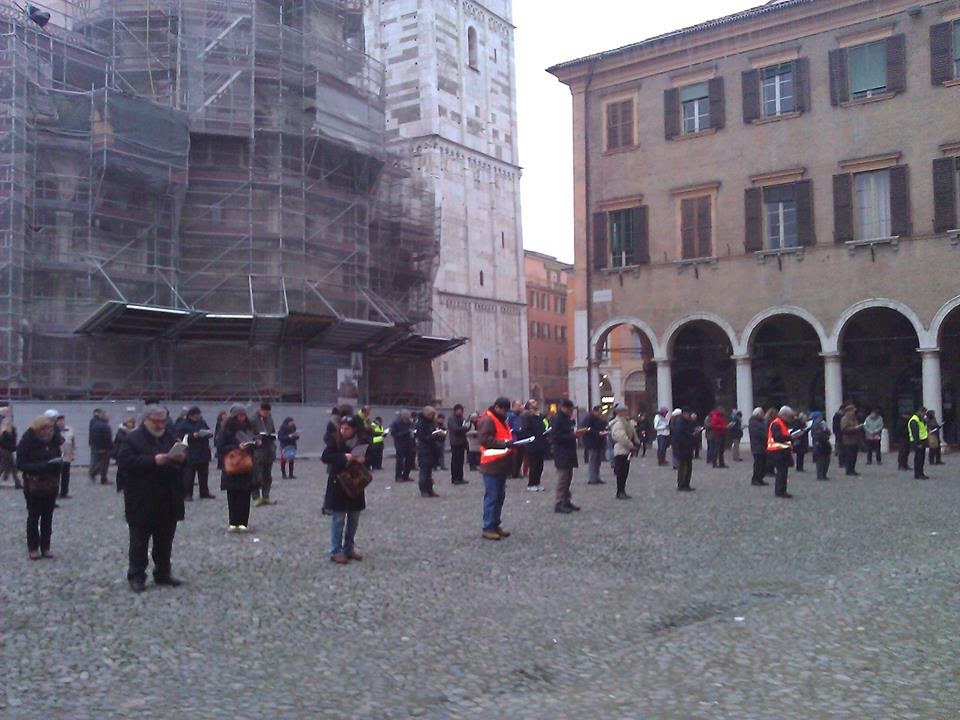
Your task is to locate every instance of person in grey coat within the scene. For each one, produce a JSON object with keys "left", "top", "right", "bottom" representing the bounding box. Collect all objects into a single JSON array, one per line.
[{"left": 748, "top": 407, "right": 769, "bottom": 486}]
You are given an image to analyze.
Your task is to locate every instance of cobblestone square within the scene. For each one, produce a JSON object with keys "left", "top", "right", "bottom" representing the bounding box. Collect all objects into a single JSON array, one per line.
[{"left": 2, "top": 456, "right": 958, "bottom": 719}]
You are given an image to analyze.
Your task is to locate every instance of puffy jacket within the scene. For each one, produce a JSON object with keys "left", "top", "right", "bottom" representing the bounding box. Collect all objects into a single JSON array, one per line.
[
  {"left": 609, "top": 416, "right": 638, "bottom": 457},
  {"left": 16, "top": 427, "right": 62, "bottom": 480}
]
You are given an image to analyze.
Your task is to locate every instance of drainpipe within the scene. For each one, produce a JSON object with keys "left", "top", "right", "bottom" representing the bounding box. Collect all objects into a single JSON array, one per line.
[{"left": 584, "top": 60, "right": 597, "bottom": 410}]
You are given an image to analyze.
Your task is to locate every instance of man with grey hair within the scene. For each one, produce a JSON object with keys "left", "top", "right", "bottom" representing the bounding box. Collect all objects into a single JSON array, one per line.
[
  {"left": 766, "top": 406, "right": 796, "bottom": 499},
  {"left": 117, "top": 404, "right": 187, "bottom": 592},
  {"left": 748, "top": 407, "right": 769, "bottom": 487}
]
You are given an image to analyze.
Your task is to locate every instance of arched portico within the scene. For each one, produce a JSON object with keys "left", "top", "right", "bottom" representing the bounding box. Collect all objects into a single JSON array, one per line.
[
  {"left": 741, "top": 305, "right": 829, "bottom": 355},
  {"left": 829, "top": 298, "right": 930, "bottom": 352},
  {"left": 589, "top": 316, "right": 660, "bottom": 409},
  {"left": 661, "top": 312, "right": 741, "bottom": 357}
]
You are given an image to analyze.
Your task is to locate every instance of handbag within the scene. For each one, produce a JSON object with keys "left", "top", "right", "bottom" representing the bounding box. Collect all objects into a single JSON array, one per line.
[
  {"left": 224, "top": 448, "right": 253, "bottom": 476},
  {"left": 24, "top": 473, "right": 59, "bottom": 498},
  {"left": 336, "top": 461, "right": 373, "bottom": 500}
]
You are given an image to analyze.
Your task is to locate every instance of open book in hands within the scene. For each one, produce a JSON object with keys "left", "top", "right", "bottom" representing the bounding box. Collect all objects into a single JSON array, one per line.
[
  {"left": 47, "top": 457, "right": 63, "bottom": 464},
  {"left": 196, "top": 429, "right": 214, "bottom": 438},
  {"left": 258, "top": 432, "right": 277, "bottom": 439},
  {"left": 168, "top": 438, "right": 189, "bottom": 462}
]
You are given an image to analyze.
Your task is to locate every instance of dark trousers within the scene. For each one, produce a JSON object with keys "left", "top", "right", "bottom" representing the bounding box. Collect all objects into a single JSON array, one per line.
[
  {"left": 89, "top": 449, "right": 110, "bottom": 483},
  {"left": 127, "top": 522, "right": 176, "bottom": 582},
  {"left": 844, "top": 447, "right": 859, "bottom": 475},
  {"left": 676, "top": 458, "right": 692, "bottom": 489},
  {"left": 897, "top": 444, "right": 910, "bottom": 469},
  {"left": 281, "top": 458, "right": 296, "bottom": 477},
  {"left": 527, "top": 451, "right": 545, "bottom": 487},
  {"left": 227, "top": 489, "right": 251, "bottom": 526},
  {"left": 795, "top": 451, "right": 806, "bottom": 472},
  {"left": 614, "top": 455, "right": 630, "bottom": 493},
  {"left": 25, "top": 493, "right": 55, "bottom": 552},
  {"left": 711, "top": 432, "right": 727, "bottom": 467},
  {"left": 751, "top": 453, "right": 766, "bottom": 484},
  {"left": 774, "top": 460, "right": 789, "bottom": 496},
  {"left": 369, "top": 442, "right": 384, "bottom": 470},
  {"left": 866, "top": 440, "right": 881, "bottom": 464},
  {"left": 418, "top": 463, "right": 434, "bottom": 494},
  {"left": 815, "top": 453, "right": 830, "bottom": 479},
  {"left": 914, "top": 446, "right": 927, "bottom": 478},
  {"left": 59, "top": 462, "right": 71, "bottom": 497},
  {"left": 929, "top": 446, "right": 942, "bottom": 465},
  {"left": 183, "top": 463, "right": 211, "bottom": 498},
  {"left": 394, "top": 443, "right": 412, "bottom": 480},
  {"left": 511, "top": 447, "right": 525, "bottom": 478},
  {"left": 252, "top": 458, "right": 273, "bottom": 499},
  {"left": 468, "top": 450, "right": 480, "bottom": 470},
  {"left": 656, "top": 436, "right": 669, "bottom": 464},
  {"left": 451, "top": 445, "right": 466, "bottom": 483}
]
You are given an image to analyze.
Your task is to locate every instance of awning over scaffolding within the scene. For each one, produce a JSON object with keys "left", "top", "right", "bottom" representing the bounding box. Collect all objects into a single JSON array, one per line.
[{"left": 75, "top": 301, "right": 463, "bottom": 358}]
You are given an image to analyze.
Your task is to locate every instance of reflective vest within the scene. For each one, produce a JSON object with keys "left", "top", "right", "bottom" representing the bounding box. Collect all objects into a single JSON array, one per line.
[
  {"left": 766, "top": 417, "right": 792, "bottom": 452},
  {"left": 371, "top": 422, "right": 384, "bottom": 445},
  {"left": 480, "top": 410, "right": 513, "bottom": 465},
  {"left": 908, "top": 414, "right": 928, "bottom": 443}
]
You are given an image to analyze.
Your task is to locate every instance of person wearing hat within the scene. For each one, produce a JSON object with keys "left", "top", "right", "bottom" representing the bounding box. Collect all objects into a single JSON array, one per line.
[
  {"left": 672, "top": 407, "right": 698, "bottom": 492},
  {"left": 117, "top": 405, "right": 187, "bottom": 591},
  {"left": 478, "top": 397, "right": 517, "bottom": 538},
  {"left": 216, "top": 404, "right": 258, "bottom": 532},
  {"left": 839, "top": 404, "right": 862, "bottom": 476},
  {"left": 415, "top": 406, "right": 439, "bottom": 497},
  {"left": 16, "top": 414, "right": 63, "bottom": 559},
  {"left": 321, "top": 413, "right": 368, "bottom": 563},
  {"left": 766, "top": 406, "right": 796, "bottom": 498},
  {"left": 88, "top": 408, "right": 113, "bottom": 485},
  {"left": 55, "top": 414, "right": 75, "bottom": 498},
  {"left": 609, "top": 404, "right": 640, "bottom": 500},
  {"left": 175, "top": 406, "right": 215, "bottom": 501}
]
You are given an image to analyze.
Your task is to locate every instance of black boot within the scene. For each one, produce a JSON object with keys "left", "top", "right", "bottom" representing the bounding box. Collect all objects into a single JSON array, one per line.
[
  {"left": 288, "top": 461, "right": 295, "bottom": 479},
  {"left": 554, "top": 503, "right": 572, "bottom": 514}
]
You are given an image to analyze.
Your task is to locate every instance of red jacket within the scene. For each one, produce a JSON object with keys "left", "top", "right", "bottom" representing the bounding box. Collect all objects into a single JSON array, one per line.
[{"left": 709, "top": 410, "right": 728, "bottom": 436}]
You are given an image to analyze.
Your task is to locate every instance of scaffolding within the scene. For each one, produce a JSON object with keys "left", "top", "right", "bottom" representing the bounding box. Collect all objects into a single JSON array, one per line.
[{"left": 0, "top": 0, "right": 454, "bottom": 403}]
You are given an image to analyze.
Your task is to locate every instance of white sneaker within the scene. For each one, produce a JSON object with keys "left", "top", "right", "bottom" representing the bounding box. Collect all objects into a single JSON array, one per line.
[
  {"left": 526, "top": 486, "right": 539, "bottom": 492},
  {"left": 237, "top": 525, "right": 249, "bottom": 533},
  {"left": 227, "top": 525, "right": 239, "bottom": 533}
]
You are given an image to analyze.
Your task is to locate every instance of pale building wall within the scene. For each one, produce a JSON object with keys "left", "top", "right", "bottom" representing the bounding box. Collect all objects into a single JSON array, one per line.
[{"left": 367, "top": 0, "right": 527, "bottom": 410}]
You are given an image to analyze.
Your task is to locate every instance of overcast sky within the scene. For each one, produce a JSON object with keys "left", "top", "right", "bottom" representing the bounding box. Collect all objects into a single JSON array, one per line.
[{"left": 513, "top": 0, "right": 759, "bottom": 263}]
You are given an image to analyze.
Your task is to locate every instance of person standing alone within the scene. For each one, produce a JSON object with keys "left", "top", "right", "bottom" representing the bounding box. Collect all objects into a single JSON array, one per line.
[
  {"left": 863, "top": 409, "right": 884, "bottom": 465},
  {"left": 672, "top": 408, "right": 697, "bottom": 492},
  {"left": 447, "top": 405, "right": 469, "bottom": 486},
  {"left": 88, "top": 408, "right": 113, "bottom": 485}
]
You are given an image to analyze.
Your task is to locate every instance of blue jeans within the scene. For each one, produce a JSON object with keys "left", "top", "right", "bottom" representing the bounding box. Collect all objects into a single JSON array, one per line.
[
  {"left": 330, "top": 511, "right": 360, "bottom": 556},
  {"left": 586, "top": 449, "right": 603, "bottom": 483},
  {"left": 482, "top": 473, "right": 506, "bottom": 531}
]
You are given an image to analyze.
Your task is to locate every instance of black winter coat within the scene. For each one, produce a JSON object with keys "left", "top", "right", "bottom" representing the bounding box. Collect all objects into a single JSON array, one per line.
[
  {"left": 215, "top": 425, "right": 256, "bottom": 492},
  {"left": 321, "top": 437, "right": 366, "bottom": 513},
  {"left": 520, "top": 410, "right": 547, "bottom": 454},
  {"left": 447, "top": 415, "right": 468, "bottom": 448},
  {"left": 390, "top": 416, "right": 413, "bottom": 447},
  {"left": 551, "top": 412, "right": 579, "bottom": 470},
  {"left": 278, "top": 419, "right": 299, "bottom": 448},
  {"left": 117, "top": 425, "right": 185, "bottom": 527},
  {"left": 748, "top": 415, "right": 768, "bottom": 455},
  {"left": 174, "top": 417, "right": 213, "bottom": 465},
  {"left": 579, "top": 415, "right": 608, "bottom": 451},
  {"left": 415, "top": 416, "right": 437, "bottom": 464},
  {"left": 0, "top": 426, "right": 16, "bottom": 452},
  {"left": 16, "top": 427, "right": 62, "bottom": 481},
  {"left": 671, "top": 417, "right": 698, "bottom": 461},
  {"left": 89, "top": 416, "right": 113, "bottom": 450}
]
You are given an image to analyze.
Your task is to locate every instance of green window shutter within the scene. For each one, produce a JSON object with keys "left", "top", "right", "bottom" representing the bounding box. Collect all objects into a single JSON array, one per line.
[
  {"left": 795, "top": 179, "right": 815, "bottom": 246},
  {"left": 833, "top": 173, "right": 853, "bottom": 242}
]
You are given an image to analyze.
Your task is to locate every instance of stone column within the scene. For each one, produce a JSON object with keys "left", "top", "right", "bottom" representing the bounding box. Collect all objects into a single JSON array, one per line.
[
  {"left": 655, "top": 357, "right": 673, "bottom": 411},
  {"left": 920, "top": 348, "right": 942, "bottom": 421},
  {"left": 732, "top": 354, "right": 753, "bottom": 413},
  {"left": 821, "top": 352, "right": 843, "bottom": 415}
]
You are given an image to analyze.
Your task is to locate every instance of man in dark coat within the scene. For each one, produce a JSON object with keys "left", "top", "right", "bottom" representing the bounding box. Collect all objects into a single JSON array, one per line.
[
  {"left": 88, "top": 408, "right": 113, "bottom": 484},
  {"left": 390, "top": 410, "right": 414, "bottom": 482},
  {"left": 672, "top": 407, "right": 698, "bottom": 492},
  {"left": 579, "top": 406, "right": 608, "bottom": 484},
  {"left": 551, "top": 399, "right": 584, "bottom": 513},
  {"left": 520, "top": 399, "right": 548, "bottom": 492},
  {"left": 447, "top": 404, "right": 469, "bottom": 485},
  {"left": 250, "top": 402, "right": 277, "bottom": 506},
  {"left": 118, "top": 405, "right": 186, "bottom": 592},
  {"left": 748, "top": 407, "right": 769, "bottom": 486},
  {"left": 174, "top": 406, "right": 214, "bottom": 500}
]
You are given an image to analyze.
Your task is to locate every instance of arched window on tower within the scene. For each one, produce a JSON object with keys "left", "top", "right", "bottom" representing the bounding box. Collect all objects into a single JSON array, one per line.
[{"left": 468, "top": 26, "right": 478, "bottom": 69}]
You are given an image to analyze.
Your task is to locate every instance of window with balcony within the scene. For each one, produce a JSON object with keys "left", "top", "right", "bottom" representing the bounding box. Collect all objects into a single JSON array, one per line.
[
  {"left": 665, "top": 79, "right": 724, "bottom": 139},
  {"left": 593, "top": 206, "right": 650, "bottom": 269},
  {"left": 833, "top": 163, "right": 910, "bottom": 242},
  {"left": 745, "top": 179, "right": 813, "bottom": 252},
  {"left": 680, "top": 195, "right": 712, "bottom": 259},
  {"left": 609, "top": 208, "right": 635, "bottom": 268},
  {"left": 764, "top": 184, "right": 798, "bottom": 249}
]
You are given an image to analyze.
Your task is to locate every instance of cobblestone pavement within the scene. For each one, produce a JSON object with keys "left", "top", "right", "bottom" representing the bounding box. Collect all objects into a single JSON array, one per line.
[{"left": 2, "top": 454, "right": 958, "bottom": 719}]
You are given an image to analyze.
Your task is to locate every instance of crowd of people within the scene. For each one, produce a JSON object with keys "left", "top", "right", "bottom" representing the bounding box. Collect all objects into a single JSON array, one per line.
[{"left": 1, "top": 395, "right": 946, "bottom": 588}]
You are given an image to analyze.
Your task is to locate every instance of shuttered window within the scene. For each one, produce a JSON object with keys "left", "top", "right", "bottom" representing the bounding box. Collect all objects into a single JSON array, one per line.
[
  {"left": 680, "top": 83, "right": 710, "bottom": 134},
  {"left": 606, "top": 99, "right": 634, "bottom": 151},
  {"left": 761, "top": 63, "right": 795, "bottom": 117},
  {"left": 933, "top": 157, "right": 958, "bottom": 233},
  {"left": 680, "top": 196, "right": 712, "bottom": 259},
  {"left": 848, "top": 41, "right": 887, "bottom": 99},
  {"left": 854, "top": 170, "right": 891, "bottom": 240},
  {"left": 956, "top": 23, "right": 960, "bottom": 77},
  {"left": 608, "top": 206, "right": 650, "bottom": 267},
  {"left": 764, "top": 184, "right": 798, "bottom": 249}
]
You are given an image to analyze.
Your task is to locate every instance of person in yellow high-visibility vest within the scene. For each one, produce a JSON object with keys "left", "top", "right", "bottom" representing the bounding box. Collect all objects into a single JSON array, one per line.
[
  {"left": 369, "top": 416, "right": 385, "bottom": 471},
  {"left": 908, "top": 407, "right": 929, "bottom": 480}
]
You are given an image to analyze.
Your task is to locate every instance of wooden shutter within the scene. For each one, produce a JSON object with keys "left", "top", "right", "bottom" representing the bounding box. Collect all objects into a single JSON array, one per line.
[
  {"left": 744, "top": 187, "right": 763, "bottom": 252},
  {"left": 592, "top": 211, "right": 607, "bottom": 270},
  {"left": 696, "top": 195, "right": 712, "bottom": 257},
  {"left": 829, "top": 48, "right": 849, "bottom": 105},
  {"left": 933, "top": 157, "right": 958, "bottom": 232},
  {"left": 680, "top": 198, "right": 696, "bottom": 259},
  {"left": 742, "top": 69, "right": 760, "bottom": 123},
  {"left": 795, "top": 179, "right": 815, "bottom": 246},
  {"left": 930, "top": 22, "right": 954, "bottom": 86},
  {"left": 889, "top": 165, "right": 911, "bottom": 237},
  {"left": 708, "top": 77, "right": 725, "bottom": 130},
  {"left": 833, "top": 173, "right": 853, "bottom": 242},
  {"left": 633, "top": 205, "right": 650, "bottom": 263},
  {"left": 886, "top": 34, "right": 907, "bottom": 94},
  {"left": 664, "top": 88, "right": 680, "bottom": 140},
  {"left": 620, "top": 101, "right": 634, "bottom": 148},
  {"left": 606, "top": 102, "right": 619, "bottom": 150},
  {"left": 793, "top": 58, "right": 810, "bottom": 113}
]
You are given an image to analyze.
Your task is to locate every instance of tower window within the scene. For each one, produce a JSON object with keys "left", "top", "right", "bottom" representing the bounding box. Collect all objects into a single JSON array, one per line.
[{"left": 468, "top": 26, "right": 478, "bottom": 69}]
